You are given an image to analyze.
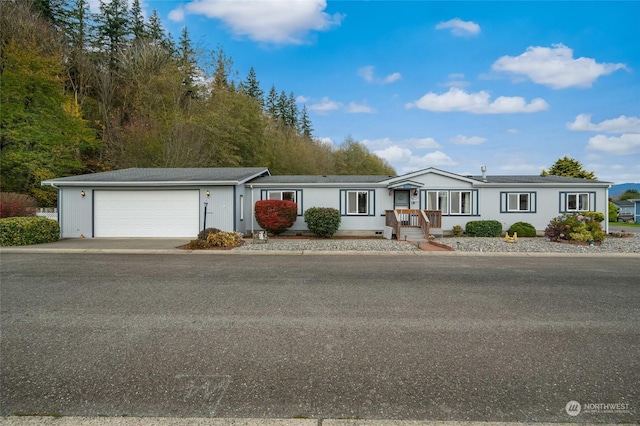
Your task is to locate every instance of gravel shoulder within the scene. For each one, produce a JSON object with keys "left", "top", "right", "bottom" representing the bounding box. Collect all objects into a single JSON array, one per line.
[{"left": 235, "top": 234, "right": 640, "bottom": 253}]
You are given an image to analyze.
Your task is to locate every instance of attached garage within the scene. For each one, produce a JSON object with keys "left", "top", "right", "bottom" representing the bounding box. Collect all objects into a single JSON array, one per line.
[{"left": 94, "top": 190, "right": 199, "bottom": 237}]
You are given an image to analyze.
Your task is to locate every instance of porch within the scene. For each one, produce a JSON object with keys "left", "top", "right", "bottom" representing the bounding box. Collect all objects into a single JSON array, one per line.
[{"left": 385, "top": 209, "right": 443, "bottom": 242}]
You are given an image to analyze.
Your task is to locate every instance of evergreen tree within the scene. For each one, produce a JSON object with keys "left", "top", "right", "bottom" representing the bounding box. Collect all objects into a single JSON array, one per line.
[
  {"left": 299, "top": 105, "right": 313, "bottom": 138},
  {"left": 541, "top": 156, "right": 596, "bottom": 180},
  {"left": 212, "top": 47, "right": 232, "bottom": 91},
  {"left": 242, "top": 67, "right": 264, "bottom": 108},
  {"left": 265, "top": 85, "right": 278, "bottom": 117},
  {"left": 177, "top": 27, "right": 198, "bottom": 93},
  {"left": 287, "top": 92, "right": 299, "bottom": 128},
  {"left": 276, "top": 90, "right": 289, "bottom": 123},
  {"left": 130, "top": 0, "right": 146, "bottom": 41},
  {"left": 95, "top": 0, "right": 130, "bottom": 68}
]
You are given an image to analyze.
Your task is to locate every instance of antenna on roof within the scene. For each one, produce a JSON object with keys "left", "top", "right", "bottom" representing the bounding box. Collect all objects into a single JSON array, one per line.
[{"left": 481, "top": 165, "right": 487, "bottom": 182}]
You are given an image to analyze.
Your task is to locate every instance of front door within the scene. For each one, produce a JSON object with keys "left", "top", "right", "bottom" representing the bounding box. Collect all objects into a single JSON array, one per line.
[{"left": 394, "top": 190, "right": 410, "bottom": 209}]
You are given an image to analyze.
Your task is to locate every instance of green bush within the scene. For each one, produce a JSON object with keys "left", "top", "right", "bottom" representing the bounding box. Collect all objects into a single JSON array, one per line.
[
  {"left": 0, "top": 217, "right": 60, "bottom": 246},
  {"left": 465, "top": 220, "right": 502, "bottom": 237},
  {"left": 198, "top": 227, "right": 221, "bottom": 240},
  {"left": 545, "top": 213, "right": 606, "bottom": 243},
  {"left": 583, "top": 211, "right": 605, "bottom": 223},
  {"left": 304, "top": 207, "right": 341, "bottom": 238},
  {"left": 451, "top": 225, "right": 463, "bottom": 237},
  {"left": 507, "top": 221, "right": 537, "bottom": 237},
  {"left": 609, "top": 202, "right": 618, "bottom": 223},
  {"left": 207, "top": 231, "right": 242, "bottom": 247}
]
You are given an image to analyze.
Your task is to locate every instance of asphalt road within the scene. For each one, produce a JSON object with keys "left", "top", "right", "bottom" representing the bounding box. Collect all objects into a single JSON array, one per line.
[{"left": 1, "top": 253, "right": 638, "bottom": 423}]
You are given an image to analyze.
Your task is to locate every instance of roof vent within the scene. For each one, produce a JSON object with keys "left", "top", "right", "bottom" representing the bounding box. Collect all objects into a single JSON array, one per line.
[{"left": 481, "top": 165, "right": 487, "bottom": 182}]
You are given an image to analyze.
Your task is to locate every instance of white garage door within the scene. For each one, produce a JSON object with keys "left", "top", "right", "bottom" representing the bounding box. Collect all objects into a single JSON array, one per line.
[{"left": 94, "top": 190, "right": 200, "bottom": 237}]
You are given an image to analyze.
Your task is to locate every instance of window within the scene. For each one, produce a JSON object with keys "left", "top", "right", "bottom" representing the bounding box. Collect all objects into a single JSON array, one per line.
[
  {"left": 450, "top": 191, "right": 471, "bottom": 215},
  {"left": 567, "top": 193, "right": 589, "bottom": 211},
  {"left": 508, "top": 193, "right": 530, "bottom": 212},
  {"left": 268, "top": 191, "right": 295, "bottom": 202},
  {"left": 426, "top": 191, "right": 449, "bottom": 215},
  {"left": 347, "top": 191, "right": 369, "bottom": 215}
]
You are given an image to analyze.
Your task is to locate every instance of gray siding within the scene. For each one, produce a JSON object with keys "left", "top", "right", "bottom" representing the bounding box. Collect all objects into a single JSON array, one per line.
[{"left": 59, "top": 187, "right": 93, "bottom": 238}]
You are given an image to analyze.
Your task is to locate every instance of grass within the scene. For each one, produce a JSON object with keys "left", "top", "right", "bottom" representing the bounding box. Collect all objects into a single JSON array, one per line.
[{"left": 610, "top": 222, "right": 640, "bottom": 228}]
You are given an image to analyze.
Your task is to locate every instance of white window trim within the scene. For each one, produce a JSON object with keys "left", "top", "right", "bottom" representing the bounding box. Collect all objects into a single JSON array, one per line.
[
  {"left": 567, "top": 193, "right": 590, "bottom": 212},
  {"left": 426, "top": 191, "right": 449, "bottom": 215},
  {"left": 507, "top": 193, "right": 531, "bottom": 212},
  {"left": 267, "top": 190, "right": 296, "bottom": 202},
  {"left": 450, "top": 190, "right": 472, "bottom": 215},
  {"left": 347, "top": 190, "right": 369, "bottom": 215}
]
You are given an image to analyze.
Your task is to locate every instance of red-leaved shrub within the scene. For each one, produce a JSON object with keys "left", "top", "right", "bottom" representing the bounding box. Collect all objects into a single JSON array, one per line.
[
  {"left": 0, "top": 193, "right": 37, "bottom": 218},
  {"left": 254, "top": 200, "right": 297, "bottom": 235}
]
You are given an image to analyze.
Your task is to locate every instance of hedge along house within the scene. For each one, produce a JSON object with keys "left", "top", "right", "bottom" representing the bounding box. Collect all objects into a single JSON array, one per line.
[
  {"left": 43, "top": 166, "right": 611, "bottom": 238},
  {"left": 41, "top": 168, "right": 269, "bottom": 238}
]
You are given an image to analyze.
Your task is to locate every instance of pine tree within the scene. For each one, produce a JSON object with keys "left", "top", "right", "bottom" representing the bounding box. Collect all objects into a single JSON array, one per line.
[
  {"left": 276, "top": 90, "right": 289, "bottom": 123},
  {"left": 177, "top": 27, "right": 198, "bottom": 93},
  {"left": 265, "top": 85, "right": 278, "bottom": 117},
  {"left": 95, "top": 0, "right": 130, "bottom": 68},
  {"left": 299, "top": 105, "right": 313, "bottom": 138},
  {"left": 287, "top": 92, "right": 299, "bottom": 128},
  {"left": 242, "top": 67, "right": 264, "bottom": 108},
  {"left": 130, "top": 0, "right": 146, "bottom": 41}
]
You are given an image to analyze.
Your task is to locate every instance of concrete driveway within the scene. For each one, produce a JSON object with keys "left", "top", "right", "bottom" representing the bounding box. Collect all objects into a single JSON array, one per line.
[{"left": 1, "top": 238, "right": 190, "bottom": 252}]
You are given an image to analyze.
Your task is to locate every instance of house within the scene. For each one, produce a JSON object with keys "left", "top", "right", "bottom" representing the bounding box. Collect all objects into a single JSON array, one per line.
[
  {"left": 611, "top": 200, "right": 635, "bottom": 222},
  {"left": 42, "top": 167, "right": 612, "bottom": 238}
]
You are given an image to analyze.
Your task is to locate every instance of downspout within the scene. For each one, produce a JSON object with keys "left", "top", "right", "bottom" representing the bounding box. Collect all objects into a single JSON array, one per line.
[
  {"left": 250, "top": 184, "right": 254, "bottom": 236},
  {"left": 605, "top": 184, "right": 610, "bottom": 234}
]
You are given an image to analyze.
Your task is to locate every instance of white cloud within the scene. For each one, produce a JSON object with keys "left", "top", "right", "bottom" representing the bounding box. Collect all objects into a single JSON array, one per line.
[
  {"left": 168, "top": 7, "right": 185, "bottom": 22},
  {"left": 358, "top": 66, "right": 401, "bottom": 84},
  {"left": 347, "top": 102, "right": 376, "bottom": 114},
  {"left": 374, "top": 146, "right": 413, "bottom": 163},
  {"left": 587, "top": 134, "right": 640, "bottom": 155},
  {"left": 296, "top": 95, "right": 310, "bottom": 103},
  {"left": 441, "top": 73, "right": 469, "bottom": 88},
  {"left": 176, "top": 0, "right": 343, "bottom": 44},
  {"left": 406, "top": 87, "right": 548, "bottom": 114},
  {"left": 382, "top": 72, "right": 402, "bottom": 84},
  {"left": 506, "top": 128, "right": 520, "bottom": 134},
  {"left": 362, "top": 137, "right": 440, "bottom": 150},
  {"left": 408, "top": 151, "right": 457, "bottom": 168},
  {"left": 435, "top": 18, "right": 481, "bottom": 36},
  {"left": 308, "top": 97, "right": 342, "bottom": 113},
  {"left": 611, "top": 164, "right": 626, "bottom": 170},
  {"left": 492, "top": 44, "right": 627, "bottom": 89},
  {"left": 450, "top": 135, "right": 487, "bottom": 145},
  {"left": 567, "top": 114, "right": 640, "bottom": 134}
]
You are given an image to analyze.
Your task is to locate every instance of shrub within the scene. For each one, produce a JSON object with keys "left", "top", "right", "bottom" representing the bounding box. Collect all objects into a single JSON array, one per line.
[
  {"left": 187, "top": 239, "right": 209, "bottom": 250},
  {"left": 583, "top": 211, "right": 605, "bottom": 223},
  {"left": 207, "top": 231, "right": 243, "bottom": 247},
  {"left": 198, "top": 227, "right": 221, "bottom": 240},
  {"left": 507, "top": 222, "right": 537, "bottom": 237},
  {"left": 304, "top": 207, "right": 341, "bottom": 238},
  {"left": 0, "top": 192, "right": 37, "bottom": 218},
  {"left": 609, "top": 202, "right": 618, "bottom": 223},
  {"left": 451, "top": 225, "right": 463, "bottom": 237},
  {"left": 254, "top": 200, "right": 298, "bottom": 235},
  {"left": 465, "top": 220, "right": 502, "bottom": 237},
  {"left": 545, "top": 213, "right": 606, "bottom": 243},
  {"left": 0, "top": 217, "right": 60, "bottom": 246}
]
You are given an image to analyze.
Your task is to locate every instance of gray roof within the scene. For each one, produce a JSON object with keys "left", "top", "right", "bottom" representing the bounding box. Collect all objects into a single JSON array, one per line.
[
  {"left": 251, "top": 175, "right": 393, "bottom": 184},
  {"left": 612, "top": 200, "right": 634, "bottom": 207},
  {"left": 42, "top": 168, "right": 269, "bottom": 185},
  {"left": 467, "top": 175, "right": 611, "bottom": 184}
]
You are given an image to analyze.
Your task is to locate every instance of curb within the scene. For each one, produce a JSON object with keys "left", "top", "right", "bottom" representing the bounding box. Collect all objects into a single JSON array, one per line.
[{"left": 0, "top": 418, "right": 625, "bottom": 426}]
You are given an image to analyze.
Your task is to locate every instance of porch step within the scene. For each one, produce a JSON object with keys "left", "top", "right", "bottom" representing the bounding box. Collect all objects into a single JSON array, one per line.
[{"left": 397, "top": 227, "right": 428, "bottom": 243}]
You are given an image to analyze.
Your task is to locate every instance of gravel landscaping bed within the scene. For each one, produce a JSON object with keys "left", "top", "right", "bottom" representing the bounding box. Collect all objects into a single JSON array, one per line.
[
  {"left": 236, "top": 239, "right": 420, "bottom": 252},
  {"left": 440, "top": 233, "right": 640, "bottom": 253},
  {"left": 235, "top": 234, "right": 640, "bottom": 253}
]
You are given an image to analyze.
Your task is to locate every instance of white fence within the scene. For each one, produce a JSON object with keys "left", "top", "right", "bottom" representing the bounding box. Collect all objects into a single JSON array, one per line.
[{"left": 36, "top": 208, "right": 58, "bottom": 221}]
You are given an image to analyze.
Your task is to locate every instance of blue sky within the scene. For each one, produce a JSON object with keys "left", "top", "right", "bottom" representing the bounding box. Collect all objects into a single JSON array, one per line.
[{"left": 98, "top": 1, "right": 639, "bottom": 183}]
